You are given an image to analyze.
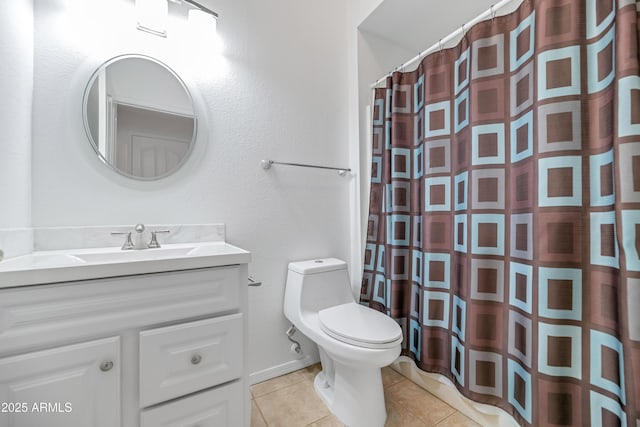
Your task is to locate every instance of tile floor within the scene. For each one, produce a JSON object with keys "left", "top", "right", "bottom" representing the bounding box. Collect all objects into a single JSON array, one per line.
[{"left": 250, "top": 364, "right": 481, "bottom": 427}]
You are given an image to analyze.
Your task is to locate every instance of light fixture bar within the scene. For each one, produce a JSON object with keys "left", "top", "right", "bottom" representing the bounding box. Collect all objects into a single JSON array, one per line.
[
  {"left": 182, "top": 0, "right": 218, "bottom": 18},
  {"left": 136, "top": 0, "right": 169, "bottom": 37}
]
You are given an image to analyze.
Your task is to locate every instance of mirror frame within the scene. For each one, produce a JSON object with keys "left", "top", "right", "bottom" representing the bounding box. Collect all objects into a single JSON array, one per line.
[{"left": 81, "top": 54, "right": 198, "bottom": 181}]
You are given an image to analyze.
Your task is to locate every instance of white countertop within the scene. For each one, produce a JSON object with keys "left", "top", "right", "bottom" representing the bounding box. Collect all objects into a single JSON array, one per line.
[{"left": 0, "top": 242, "right": 251, "bottom": 288}]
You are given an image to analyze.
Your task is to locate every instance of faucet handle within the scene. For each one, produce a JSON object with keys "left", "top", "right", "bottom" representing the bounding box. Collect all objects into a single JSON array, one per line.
[
  {"left": 111, "top": 231, "right": 135, "bottom": 250},
  {"left": 148, "top": 230, "right": 170, "bottom": 249}
]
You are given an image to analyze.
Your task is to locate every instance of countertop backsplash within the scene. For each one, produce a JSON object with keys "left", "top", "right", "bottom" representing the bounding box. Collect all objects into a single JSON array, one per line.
[
  {"left": 0, "top": 228, "right": 34, "bottom": 259},
  {"left": 33, "top": 224, "right": 226, "bottom": 251}
]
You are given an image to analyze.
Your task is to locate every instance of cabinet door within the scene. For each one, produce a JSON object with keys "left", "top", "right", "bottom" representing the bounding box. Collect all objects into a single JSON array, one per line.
[
  {"left": 0, "top": 337, "right": 121, "bottom": 427},
  {"left": 140, "top": 381, "right": 243, "bottom": 427}
]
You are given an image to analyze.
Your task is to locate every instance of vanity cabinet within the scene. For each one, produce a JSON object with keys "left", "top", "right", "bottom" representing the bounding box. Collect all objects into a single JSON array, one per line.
[{"left": 0, "top": 263, "right": 249, "bottom": 427}]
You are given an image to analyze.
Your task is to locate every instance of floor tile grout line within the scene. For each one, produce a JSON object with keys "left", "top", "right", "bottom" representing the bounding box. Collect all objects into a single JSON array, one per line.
[
  {"left": 251, "top": 397, "right": 270, "bottom": 427},
  {"left": 387, "top": 374, "right": 453, "bottom": 407},
  {"left": 384, "top": 378, "right": 458, "bottom": 427},
  {"left": 251, "top": 377, "right": 309, "bottom": 399},
  {"left": 383, "top": 376, "right": 407, "bottom": 389},
  {"left": 251, "top": 365, "right": 322, "bottom": 400},
  {"left": 433, "top": 411, "right": 457, "bottom": 427},
  {"left": 383, "top": 377, "right": 408, "bottom": 392},
  {"left": 303, "top": 414, "right": 335, "bottom": 427},
  {"left": 426, "top": 406, "right": 457, "bottom": 427},
  {"left": 432, "top": 411, "right": 458, "bottom": 427},
  {"left": 253, "top": 376, "right": 328, "bottom": 427}
]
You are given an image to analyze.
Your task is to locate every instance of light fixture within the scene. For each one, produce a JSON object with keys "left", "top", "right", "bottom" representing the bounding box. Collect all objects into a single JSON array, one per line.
[
  {"left": 183, "top": 0, "right": 218, "bottom": 20},
  {"left": 188, "top": 8, "right": 217, "bottom": 35},
  {"left": 136, "top": 0, "right": 168, "bottom": 37},
  {"left": 135, "top": 0, "right": 219, "bottom": 42},
  {"left": 185, "top": 1, "right": 220, "bottom": 51},
  {"left": 185, "top": 0, "right": 218, "bottom": 37}
]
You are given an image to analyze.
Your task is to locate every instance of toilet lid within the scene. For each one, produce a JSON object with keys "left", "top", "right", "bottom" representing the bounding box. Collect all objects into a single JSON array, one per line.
[{"left": 318, "top": 303, "right": 402, "bottom": 349}]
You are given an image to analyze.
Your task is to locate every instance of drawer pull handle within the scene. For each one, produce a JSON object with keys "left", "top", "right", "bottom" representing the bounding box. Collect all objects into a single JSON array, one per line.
[
  {"left": 191, "top": 354, "right": 202, "bottom": 365},
  {"left": 100, "top": 361, "right": 114, "bottom": 372}
]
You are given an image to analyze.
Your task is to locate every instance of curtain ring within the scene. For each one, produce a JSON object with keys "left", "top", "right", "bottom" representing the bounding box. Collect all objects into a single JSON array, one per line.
[
  {"left": 438, "top": 39, "right": 443, "bottom": 53},
  {"left": 490, "top": 4, "right": 496, "bottom": 21},
  {"left": 461, "top": 24, "right": 466, "bottom": 37}
]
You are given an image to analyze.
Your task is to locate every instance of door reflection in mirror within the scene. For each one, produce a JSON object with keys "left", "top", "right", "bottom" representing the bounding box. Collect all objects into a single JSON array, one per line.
[{"left": 83, "top": 55, "right": 197, "bottom": 180}]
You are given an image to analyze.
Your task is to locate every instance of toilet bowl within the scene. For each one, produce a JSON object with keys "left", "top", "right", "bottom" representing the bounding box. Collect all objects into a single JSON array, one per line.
[{"left": 283, "top": 258, "right": 402, "bottom": 427}]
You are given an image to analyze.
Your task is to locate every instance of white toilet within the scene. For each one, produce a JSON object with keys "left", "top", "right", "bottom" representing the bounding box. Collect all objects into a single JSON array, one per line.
[{"left": 284, "top": 258, "right": 402, "bottom": 427}]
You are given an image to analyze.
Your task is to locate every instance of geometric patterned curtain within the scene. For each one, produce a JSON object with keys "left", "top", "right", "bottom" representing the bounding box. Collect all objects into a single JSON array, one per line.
[{"left": 360, "top": 1, "right": 640, "bottom": 425}]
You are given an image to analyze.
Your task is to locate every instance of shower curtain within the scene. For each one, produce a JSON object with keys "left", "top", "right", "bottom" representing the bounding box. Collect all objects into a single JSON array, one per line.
[{"left": 361, "top": 0, "right": 640, "bottom": 425}]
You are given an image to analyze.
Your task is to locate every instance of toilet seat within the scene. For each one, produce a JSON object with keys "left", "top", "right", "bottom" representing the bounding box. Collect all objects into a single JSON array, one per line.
[{"left": 318, "top": 303, "right": 402, "bottom": 349}]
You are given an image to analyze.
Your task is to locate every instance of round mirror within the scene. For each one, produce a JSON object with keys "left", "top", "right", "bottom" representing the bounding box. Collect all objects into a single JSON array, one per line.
[{"left": 82, "top": 55, "right": 197, "bottom": 180}]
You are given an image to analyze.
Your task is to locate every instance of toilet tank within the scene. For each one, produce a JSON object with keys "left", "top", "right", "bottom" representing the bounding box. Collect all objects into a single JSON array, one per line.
[{"left": 284, "top": 258, "right": 355, "bottom": 319}]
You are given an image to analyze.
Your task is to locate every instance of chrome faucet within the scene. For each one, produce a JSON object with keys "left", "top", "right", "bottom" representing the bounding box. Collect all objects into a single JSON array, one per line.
[
  {"left": 111, "top": 224, "right": 146, "bottom": 250},
  {"left": 111, "top": 224, "right": 170, "bottom": 250}
]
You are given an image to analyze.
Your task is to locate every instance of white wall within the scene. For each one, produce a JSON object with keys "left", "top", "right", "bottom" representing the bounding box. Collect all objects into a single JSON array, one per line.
[
  {"left": 30, "top": 0, "right": 350, "bottom": 379},
  {"left": 0, "top": 0, "right": 34, "bottom": 258},
  {"left": 356, "top": 31, "right": 415, "bottom": 266},
  {"left": 345, "top": 0, "right": 385, "bottom": 291},
  {"left": 345, "top": 0, "right": 416, "bottom": 289}
]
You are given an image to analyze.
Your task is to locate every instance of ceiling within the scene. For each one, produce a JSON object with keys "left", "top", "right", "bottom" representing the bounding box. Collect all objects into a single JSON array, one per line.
[{"left": 359, "top": 0, "right": 521, "bottom": 53}]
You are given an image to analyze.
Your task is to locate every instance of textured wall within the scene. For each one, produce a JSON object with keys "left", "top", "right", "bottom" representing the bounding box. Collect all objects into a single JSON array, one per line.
[{"left": 0, "top": 0, "right": 33, "bottom": 257}]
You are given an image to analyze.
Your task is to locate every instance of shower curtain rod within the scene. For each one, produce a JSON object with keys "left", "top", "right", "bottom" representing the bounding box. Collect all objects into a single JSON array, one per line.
[{"left": 370, "top": 0, "right": 518, "bottom": 88}]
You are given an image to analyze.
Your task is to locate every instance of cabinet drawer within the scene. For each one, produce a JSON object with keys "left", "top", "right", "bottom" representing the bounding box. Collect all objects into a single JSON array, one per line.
[
  {"left": 140, "top": 381, "right": 243, "bottom": 427},
  {"left": 0, "top": 337, "right": 120, "bottom": 427},
  {"left": 0, "top": 266, "right": 241, "bottom": 357},
  {"left": 139, "top": 314, "right": 243, "bottom": 407}
]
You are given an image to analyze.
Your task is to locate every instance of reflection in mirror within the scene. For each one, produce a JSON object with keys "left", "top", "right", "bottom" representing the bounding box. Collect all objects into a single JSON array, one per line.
[{"left": 83, "top": 55, "right": 197, "bottom": 180}]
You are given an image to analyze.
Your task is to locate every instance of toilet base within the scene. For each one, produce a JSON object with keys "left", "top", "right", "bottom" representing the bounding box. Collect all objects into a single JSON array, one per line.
[{"left": 313, "top": 361, "right": 387, "bottom": 427}]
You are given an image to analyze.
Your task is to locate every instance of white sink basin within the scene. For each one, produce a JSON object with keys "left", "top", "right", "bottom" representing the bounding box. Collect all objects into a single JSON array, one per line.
[
  {"left": 0, "top": 253, "right": 85, "bottom": 269},
  {"left": 72, "top": 247, "right": 195, "bottom": 263},
  {"left": 0, "top": 242, "right": 251, "bottom": 288}
]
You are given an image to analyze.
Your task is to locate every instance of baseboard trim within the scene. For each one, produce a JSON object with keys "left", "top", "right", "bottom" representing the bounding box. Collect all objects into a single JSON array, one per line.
[{"left": 249, "top": 355, "right": 321, "bottom": 385}]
